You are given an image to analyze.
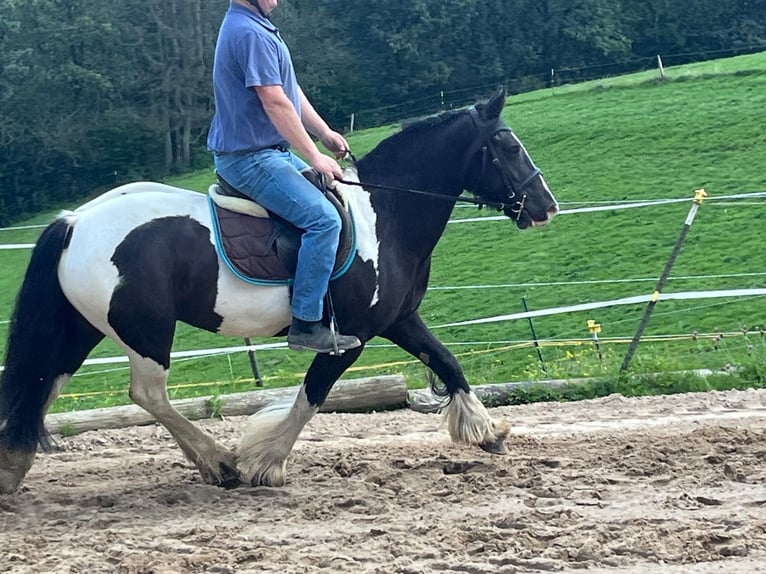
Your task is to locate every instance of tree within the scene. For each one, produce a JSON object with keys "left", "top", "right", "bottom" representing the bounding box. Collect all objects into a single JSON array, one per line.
[
  {"left": 114, "top": 0, "right": 223, "bottom": 170},
  {"left": 1, "top": 0, "right": 764, "bottom": 223}
]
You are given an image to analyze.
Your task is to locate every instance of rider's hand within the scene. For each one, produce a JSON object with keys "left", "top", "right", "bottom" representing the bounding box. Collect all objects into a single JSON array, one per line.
[
  {"left": 320, "top": 130, "right": 351, "bottom": 160},
  {"left": 310, "top": 153, "right": 343, "bottom": 181}
]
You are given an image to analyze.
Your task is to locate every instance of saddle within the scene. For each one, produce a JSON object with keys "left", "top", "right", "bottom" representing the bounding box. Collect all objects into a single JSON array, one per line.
[{"left": 208, "top": 170, "right": 356, "bottom": 285}]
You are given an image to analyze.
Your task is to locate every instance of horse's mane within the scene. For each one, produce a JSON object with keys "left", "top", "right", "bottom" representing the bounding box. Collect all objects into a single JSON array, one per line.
[
  {"left": 399, "top": 107, "right": 465, "bottom": 135},
  {"left": 362, "top": 107, "right": 467, "bottom": 163}
]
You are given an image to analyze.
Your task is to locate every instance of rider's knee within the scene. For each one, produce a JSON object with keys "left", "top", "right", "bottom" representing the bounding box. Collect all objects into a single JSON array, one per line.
[{"left": 307, "top": 202, "right": 341, "bottom": 233}]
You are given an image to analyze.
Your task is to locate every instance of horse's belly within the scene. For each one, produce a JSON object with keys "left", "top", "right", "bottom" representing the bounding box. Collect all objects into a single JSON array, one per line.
[{"left": 213, "top": 273, "right": 292, "bottom": 338}]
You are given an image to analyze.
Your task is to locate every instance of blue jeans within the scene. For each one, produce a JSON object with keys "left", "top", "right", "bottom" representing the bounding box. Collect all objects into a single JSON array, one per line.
[{"left": 214, "top": 149, "right": 341, "bottom": 322}]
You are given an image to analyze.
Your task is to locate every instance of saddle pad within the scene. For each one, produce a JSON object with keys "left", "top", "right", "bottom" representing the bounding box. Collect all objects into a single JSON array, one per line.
[
  {"left": 207, "top": 194, "right": 357, "bottom": 286},
  {"left": 208, "top": 197, "right": 293, "bottom": 284}
]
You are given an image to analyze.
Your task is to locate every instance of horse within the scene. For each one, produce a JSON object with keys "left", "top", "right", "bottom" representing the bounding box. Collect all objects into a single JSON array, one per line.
[{"left": 0, "top": 88, "right": 558, "bottom": 493}]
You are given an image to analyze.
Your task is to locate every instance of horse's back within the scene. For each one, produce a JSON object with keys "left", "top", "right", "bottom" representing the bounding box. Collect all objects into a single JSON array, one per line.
[
  {"left": 74, "top": 181, "right": 207, "bottom": 215},
  {"left": 66, "top": 183, "right": 210, "bottom": 245},
  {"left": 57, "top": 183, "right": 221, "bottom": 335}
]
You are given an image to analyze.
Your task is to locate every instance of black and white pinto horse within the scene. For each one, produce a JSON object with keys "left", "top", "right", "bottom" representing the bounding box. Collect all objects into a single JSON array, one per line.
[{"left": 0, "top": 89, "right": 557, "bottom": 493}]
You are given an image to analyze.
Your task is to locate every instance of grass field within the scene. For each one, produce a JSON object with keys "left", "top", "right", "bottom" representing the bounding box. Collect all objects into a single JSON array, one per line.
[{"left": 2, "top": 52, "right": 766, "bottom": 411}]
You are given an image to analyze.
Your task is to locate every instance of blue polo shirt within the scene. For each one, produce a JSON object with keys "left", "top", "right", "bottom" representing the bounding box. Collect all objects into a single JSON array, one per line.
[{"left": 207, "top": 3, "right": 301, "bottom": 154}]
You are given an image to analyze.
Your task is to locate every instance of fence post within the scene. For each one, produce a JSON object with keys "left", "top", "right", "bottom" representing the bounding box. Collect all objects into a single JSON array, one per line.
[
  {"left": 522, "top": 297, "right": 548, "bottom": 376},
  {"left": 243, "top": 337, "right": 264, "bottom": 387},
  {"left": 657, "top": 55, "right": 665, "bottom": 79},
  {"left": 349, "top": 113, "right": 355, "bottom": 133},
  {"left": 587, "top": 320, "right": 603, "bottom": 361},
  {"left": 619, "top": 189, "right": 707, "bottom": 374}
]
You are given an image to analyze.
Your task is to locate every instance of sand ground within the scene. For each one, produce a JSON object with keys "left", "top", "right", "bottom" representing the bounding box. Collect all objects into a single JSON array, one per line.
[{"left": 3, "top": 389, "right": 766, "bottom": 573}]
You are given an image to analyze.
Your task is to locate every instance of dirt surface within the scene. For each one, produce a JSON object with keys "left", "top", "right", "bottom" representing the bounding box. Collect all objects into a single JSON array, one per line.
[{"left": 3, "top": 389, "right": 766, "bottom": 573}]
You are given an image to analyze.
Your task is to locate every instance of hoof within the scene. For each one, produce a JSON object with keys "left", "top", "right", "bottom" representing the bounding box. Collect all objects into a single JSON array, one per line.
[
  {"left": 198, "top": 450, "right": 241, "bottom": 488},
  {"left": 216, "top": 461, "right": 242, "bottom": 489},
  {"left": 0, "top": 448, "right": 35, "bottom": 494},
  {"left": 0, "top": 472, "right": 23, "bottom": 495},
  {"left": 241, "top": 458, "right": 287, "bottom": 487},
  {"left": 479, "top": 420, "right": 511, "bottom": 455}
]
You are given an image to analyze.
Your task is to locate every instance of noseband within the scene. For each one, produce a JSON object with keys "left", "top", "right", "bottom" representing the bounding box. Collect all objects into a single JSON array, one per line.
[{"left": 466, "top": 107, "right": 542, "bottom": 220}]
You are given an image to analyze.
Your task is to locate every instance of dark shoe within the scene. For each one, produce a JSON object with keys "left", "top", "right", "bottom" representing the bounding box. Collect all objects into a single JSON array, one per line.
[{"left": 287, "top": 318, "right": 361, "bottom": 354}]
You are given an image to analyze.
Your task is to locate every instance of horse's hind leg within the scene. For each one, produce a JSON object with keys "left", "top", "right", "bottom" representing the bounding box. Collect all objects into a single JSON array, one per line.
[
  {"left": 0, "top": 310, "right": 104, "bottom": 494},
  {"left": 238, "top": 345, "right": 365, "bottom": 486},
  {"left": 382, "top": 312, "right": 509, "bottom": 454},
  {"left": 1, "top": 371, "right": 76, "bottom": 493},
  {"left": 127, "top": 354, "right": 239, "bottom": 487}
]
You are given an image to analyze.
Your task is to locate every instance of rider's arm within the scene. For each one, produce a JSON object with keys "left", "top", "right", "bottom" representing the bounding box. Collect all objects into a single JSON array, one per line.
[
  {"left": 255, "top": 85, "right": 342, "bottom": 179},
  {"left": 299, "top": 89, "right": 332, "bottom": 142},
  {"left": 255, "top": 86, "right": 322, "bottom": 161},
  {"left": 299, "top": 87, "right": 350, "bottom": 158}
]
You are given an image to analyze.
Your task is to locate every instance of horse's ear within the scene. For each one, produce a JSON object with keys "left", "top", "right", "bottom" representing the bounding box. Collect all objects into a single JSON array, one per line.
[{"left": 486, "top": 87, "right": 507, "bottom": 119}]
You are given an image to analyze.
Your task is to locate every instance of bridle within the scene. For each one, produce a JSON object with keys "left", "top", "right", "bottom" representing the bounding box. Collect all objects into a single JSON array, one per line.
[
  {"left": 337, "top": 106, "right": 543, "bottom": 221},
  {"left": 463, "top": 107, "right": 543, "bottom": 220}
]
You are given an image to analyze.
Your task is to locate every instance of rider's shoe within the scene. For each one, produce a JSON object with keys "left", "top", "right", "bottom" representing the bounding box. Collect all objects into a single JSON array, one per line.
[{"left": 287, "top": 318, "right": 361, "bottom": 354}]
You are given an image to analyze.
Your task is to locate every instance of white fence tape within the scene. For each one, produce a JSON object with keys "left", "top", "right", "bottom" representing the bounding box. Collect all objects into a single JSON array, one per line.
[
  {"left": 427, "top": 271, "right": 766, "bottom": 290},
  {"left": 448, "top": 191, "right": 766, "bottom": 224},
  {"left": 2, "top": 288, "right": 764, "bottom": 372},
  {"left": 0, "top": 244, "right": 35, "bottom": 250},
  {"left": 2, "top": 271, "right": 765, "bottom": 326},
  {"left": 2, "top": 192, "right": 764, "bottom": 238},
  {"left": 0, "top": 341, "right": 288, "bottom": 372},
  {"left": 0, "top": 224, "right": 46, "bottom": 232},
  {"left": 432, "top": 288, "right": 766, "bottom": 328}
]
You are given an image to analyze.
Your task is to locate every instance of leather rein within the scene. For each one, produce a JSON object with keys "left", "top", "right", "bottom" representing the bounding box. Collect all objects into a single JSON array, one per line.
[{"left": 336, "top": 106, "right": 543, "bottom": 220}]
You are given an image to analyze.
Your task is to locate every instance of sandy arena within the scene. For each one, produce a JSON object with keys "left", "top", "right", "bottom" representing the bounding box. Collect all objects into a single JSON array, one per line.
[{"left": 3, "top": 388, "right": 766, "bottom": 573}]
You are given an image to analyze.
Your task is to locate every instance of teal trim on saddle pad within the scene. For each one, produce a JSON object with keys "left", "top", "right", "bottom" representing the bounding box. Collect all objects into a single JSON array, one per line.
[{"left": 207, "top": 195, "right": 357, "bottom": 286}]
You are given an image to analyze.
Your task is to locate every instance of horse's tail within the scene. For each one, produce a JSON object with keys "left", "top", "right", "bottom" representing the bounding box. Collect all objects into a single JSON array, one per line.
[{"left": 0, "top": 216, "right": 102, "bottom": 452}]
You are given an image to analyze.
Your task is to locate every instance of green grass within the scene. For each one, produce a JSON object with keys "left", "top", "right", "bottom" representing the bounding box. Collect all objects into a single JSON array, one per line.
[{"left": 2, "top": 51, "right": 766, "bottom": 411}]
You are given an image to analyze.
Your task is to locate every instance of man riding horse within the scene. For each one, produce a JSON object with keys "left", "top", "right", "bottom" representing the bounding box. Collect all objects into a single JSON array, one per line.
[{"left": 208, "top": 0, "right": 360, "bottom": 354}]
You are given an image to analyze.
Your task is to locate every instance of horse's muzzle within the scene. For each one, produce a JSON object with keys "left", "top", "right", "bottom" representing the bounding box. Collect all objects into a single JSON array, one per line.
[
  {"left": 515, "top": 202, "right": 558, "bottom": 229},
  {"left": 532, "top": 203, "right": 559, "bottom": 227}
]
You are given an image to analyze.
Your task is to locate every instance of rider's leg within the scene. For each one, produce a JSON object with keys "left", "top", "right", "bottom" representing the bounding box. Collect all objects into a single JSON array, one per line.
[{"left": 214, "top": 150, "right": 360, "bottom": 352}]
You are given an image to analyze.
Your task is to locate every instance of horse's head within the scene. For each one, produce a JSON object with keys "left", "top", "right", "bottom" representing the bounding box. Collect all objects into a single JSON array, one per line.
[{"left": 464, "top": 88, "right": 558, "bottom": 229}]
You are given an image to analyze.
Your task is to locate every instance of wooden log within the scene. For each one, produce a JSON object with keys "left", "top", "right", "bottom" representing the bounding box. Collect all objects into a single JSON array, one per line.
[
  {"left": 409, "top": 368, "right": 728, "bottom": 413},
  {"left": 46, "top": 375, "right": 408, "bottom": 435},
  {"left": 407, "top": 378, "right": 593, "bottom": 413}
]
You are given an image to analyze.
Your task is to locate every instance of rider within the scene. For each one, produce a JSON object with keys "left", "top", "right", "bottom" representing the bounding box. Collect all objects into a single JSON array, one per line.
[{"left": 207, "top": 0, "right": 361, "bottom": 354}]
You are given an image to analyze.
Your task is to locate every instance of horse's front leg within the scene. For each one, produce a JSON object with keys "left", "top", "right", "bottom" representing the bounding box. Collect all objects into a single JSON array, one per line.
[
  {"left": 237, "top": 345, "right": 365, "bottom": 486},
  {"left": 383, "top": 312, "right": 509, "bottom": 454}
]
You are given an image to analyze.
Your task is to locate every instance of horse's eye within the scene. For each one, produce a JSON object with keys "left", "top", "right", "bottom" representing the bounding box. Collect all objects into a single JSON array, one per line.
[{"left": 494, "top": 134, "right": 520, "bottom": 154}]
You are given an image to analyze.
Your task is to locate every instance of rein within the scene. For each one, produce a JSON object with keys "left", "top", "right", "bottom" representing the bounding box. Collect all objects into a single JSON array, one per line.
[
  {"left": 335, "top": 176, "right": 508, "bottom": 211},
  {"left": 338, "top": 107, "right": 542, "bottom": 219}
]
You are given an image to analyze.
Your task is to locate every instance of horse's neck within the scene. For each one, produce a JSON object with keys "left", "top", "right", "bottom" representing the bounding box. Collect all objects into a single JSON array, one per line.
[
  {"left": 363, "top": 131, "right": 470, "bottom": 193},
  {"left": 360, "top": 122, "right": 471, "bottom": 197},
  {"left": 355, "top": 117, "right": 476, "bottom": 258},
  {"left": 357, "top": 157, "right": 464, "bottom": 258}
]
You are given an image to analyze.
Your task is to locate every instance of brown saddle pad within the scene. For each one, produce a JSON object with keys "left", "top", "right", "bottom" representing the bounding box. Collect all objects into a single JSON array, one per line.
[{"left": 208, "top": 176, "right": 355, "bottom": 285}]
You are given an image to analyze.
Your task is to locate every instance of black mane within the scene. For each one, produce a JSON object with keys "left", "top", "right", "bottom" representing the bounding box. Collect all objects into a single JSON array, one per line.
[
  {"left": 360, "top": 107, "right": 467, "bottom": 167},
  {"left": 400, "top": 107, "right": 465, "bottom": 134}
]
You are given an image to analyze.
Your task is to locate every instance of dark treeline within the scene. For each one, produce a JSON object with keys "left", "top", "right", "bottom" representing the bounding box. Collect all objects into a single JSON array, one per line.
[{"left": 1, "top": 0, "right": 764, "bottom": 224}]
